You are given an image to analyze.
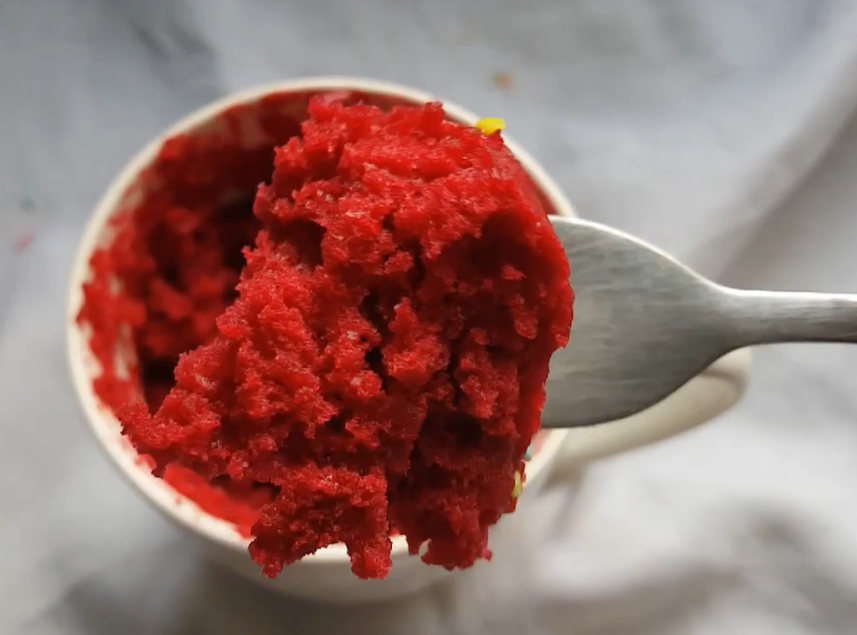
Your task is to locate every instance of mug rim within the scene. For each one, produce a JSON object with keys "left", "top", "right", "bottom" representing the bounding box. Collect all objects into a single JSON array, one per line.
[{"left": 65, "top": 75, "right": 574, "bottom": 564}]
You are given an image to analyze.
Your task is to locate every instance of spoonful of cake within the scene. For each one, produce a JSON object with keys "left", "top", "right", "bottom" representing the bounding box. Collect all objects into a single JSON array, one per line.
[{"left": 543, "top": 216, "right": 857, "bottom": 428}]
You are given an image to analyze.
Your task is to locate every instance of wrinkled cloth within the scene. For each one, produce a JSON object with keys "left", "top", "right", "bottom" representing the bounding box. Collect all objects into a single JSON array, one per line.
[{"left": 4, "top": 0, "right": 857, "bottom": 633}]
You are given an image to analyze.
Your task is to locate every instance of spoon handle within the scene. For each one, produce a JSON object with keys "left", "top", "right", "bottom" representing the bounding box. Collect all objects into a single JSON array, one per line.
[{"left": 723, "top": 288, "right": 857, "bottom": 345}]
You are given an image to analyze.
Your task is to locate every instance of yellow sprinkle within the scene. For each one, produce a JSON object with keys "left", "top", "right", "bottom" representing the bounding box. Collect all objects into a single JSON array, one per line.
[
  {"left": 475, "top": 117, "right": 506, "bottom": 135},
  {"left": 511, "top": 471, "right": 523, "bottom": 498}
]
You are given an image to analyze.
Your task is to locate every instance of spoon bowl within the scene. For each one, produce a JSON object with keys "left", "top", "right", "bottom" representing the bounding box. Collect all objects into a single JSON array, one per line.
[{"left": 544, "top": 216, "right": 857, "bottom": 428}]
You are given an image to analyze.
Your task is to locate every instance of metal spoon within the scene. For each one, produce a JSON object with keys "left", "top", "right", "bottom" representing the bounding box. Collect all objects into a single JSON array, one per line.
[{"left": 542, "top": 216, "right": 857, "bottom": 429}]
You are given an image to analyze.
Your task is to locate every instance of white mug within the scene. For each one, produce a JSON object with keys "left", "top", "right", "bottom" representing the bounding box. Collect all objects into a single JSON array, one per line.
[{"left": 65, "top": 77, "right": 751, "bottom": 604}]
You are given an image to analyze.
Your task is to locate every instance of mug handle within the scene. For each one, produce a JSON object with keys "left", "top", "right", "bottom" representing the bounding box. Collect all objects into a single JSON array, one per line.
[{"left": 554, "top": 348, "right": 751, "bottom": 465}]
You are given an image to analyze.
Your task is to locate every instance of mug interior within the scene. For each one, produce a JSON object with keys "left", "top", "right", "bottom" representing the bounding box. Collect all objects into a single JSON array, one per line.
[{"left": 66, "top": 77, "right": 574, "bottom": 564}]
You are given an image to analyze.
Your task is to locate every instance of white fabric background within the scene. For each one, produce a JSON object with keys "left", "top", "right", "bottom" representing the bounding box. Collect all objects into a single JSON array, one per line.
[{"left": 4, "top": 0, "right": 857, "bottom": 632}]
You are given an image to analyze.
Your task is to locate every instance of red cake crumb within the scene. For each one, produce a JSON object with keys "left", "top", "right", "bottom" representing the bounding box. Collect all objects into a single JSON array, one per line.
[
  {"left": 78, "top": 94, "right": 308, "bottom": 521},
  {"left": 163, "top": 465, "right": 259, "bottom": 537},
  {"left": 118, "top": 98, "right": 573, "bottom": 579},
  {"left": 77, "top": 94, "right": 308, "bottom": 414}
]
